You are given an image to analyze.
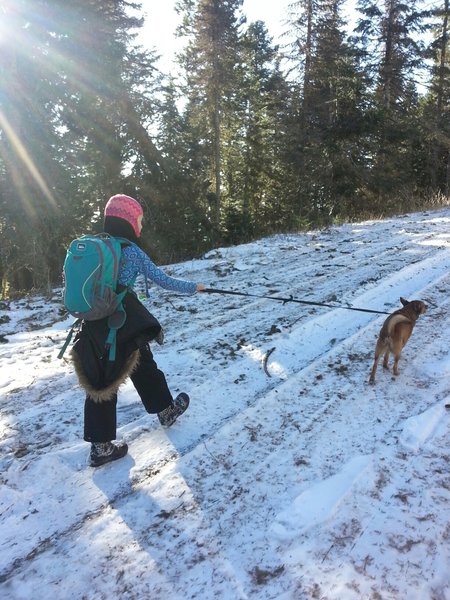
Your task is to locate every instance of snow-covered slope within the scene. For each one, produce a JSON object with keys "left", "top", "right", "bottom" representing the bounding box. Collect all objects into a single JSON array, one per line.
[{"left": 1, "top": 210, "right": 450, "bottom": 599}]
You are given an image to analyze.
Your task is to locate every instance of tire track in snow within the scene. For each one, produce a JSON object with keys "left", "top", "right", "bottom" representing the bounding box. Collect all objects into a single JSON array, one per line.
[{"left": 156, "top": 222, "right": 443, "bottom": 346}]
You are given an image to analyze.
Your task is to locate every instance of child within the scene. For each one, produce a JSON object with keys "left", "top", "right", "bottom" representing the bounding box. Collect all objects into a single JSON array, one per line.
[{"left": 71, "top": 194, "right": 204, "bottom": 467}]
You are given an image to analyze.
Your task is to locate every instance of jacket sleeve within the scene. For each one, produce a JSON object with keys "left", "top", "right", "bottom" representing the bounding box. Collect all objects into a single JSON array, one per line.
[{"left": 118, "top": 244, "right": 197, "bottom": 294}]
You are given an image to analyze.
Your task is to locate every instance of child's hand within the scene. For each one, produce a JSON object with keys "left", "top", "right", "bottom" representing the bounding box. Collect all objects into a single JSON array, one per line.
[{"left": 196, "top": 283, "right": 206, "bottom": 292}]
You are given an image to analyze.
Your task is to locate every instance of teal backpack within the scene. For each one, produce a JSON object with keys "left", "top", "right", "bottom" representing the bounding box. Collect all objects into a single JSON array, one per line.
[{"left": 58, "top": 234, "right": 136, "bottom": 361}]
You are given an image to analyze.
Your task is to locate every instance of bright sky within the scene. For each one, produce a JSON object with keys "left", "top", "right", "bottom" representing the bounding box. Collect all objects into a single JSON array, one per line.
[{"left": 137, "top": 0, "right": 290, "bottom": 69}]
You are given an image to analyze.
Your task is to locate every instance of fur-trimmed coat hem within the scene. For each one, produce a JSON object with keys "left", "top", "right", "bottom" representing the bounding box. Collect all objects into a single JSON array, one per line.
[{"left": 71, "top": 348, "right": 140, "bottom": 403}]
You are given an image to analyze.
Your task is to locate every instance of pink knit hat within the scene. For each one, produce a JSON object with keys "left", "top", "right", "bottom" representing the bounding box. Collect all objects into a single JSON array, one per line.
[{"left": 104, "top": 194, "right": 144, "bottom": 237}]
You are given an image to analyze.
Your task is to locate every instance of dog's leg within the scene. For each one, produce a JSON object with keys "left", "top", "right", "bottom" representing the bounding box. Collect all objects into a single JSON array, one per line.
[
  {"left": 382, "top": 349, "right": 390, "bottom": 370},
  {"left": 369, "top": 359, "right": 379, "bottom": 384},
  {"left": 393, "top": 356, "right": 401, "bottom": 376},
  {"left": 369, "top": 343, "right": 383, "bottom": 384},
  {"left": 392, "top": 341, "right": 402, "bottom": 376}
]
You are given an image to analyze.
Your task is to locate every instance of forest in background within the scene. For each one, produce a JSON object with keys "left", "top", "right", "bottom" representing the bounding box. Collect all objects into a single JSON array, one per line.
[{"left": 0, "top": 0, "right": 449, "bottom": 295}]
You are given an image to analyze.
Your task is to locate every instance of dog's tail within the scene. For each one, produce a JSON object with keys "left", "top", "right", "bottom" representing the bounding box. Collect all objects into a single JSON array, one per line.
[{"left": 385, "top": 314, "right": 411, "bottom": 338}]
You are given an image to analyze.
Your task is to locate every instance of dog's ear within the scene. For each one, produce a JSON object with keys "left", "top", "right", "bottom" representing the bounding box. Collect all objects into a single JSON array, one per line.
[{"left": 400, "top": 297, "right": 409, "bottom": 306}]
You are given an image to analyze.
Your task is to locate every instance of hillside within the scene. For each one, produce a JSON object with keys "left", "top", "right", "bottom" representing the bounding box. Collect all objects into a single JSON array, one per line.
[{"left": 1, "top": 209, "right": 450, "bottom": 599}]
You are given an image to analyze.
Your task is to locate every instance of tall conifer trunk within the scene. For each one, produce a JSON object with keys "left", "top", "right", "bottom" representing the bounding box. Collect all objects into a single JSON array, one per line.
[{"left": 431, "top": 0, "right": 449, "bottom": 191}]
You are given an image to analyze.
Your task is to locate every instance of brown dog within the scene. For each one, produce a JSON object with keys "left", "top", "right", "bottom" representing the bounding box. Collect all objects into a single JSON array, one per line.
[{"left": 369, "top": 297, "right": 427, "bottom": 384}]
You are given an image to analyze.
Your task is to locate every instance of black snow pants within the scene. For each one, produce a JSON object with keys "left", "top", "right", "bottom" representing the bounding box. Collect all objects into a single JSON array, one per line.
[{"left": 84, "top": 343, "right": 173, "bottom": 443}]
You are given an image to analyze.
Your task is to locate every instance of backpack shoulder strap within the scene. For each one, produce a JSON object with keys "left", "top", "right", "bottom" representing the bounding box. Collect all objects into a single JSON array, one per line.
[
  {"left": 57, "top": 319, "right": 81, "bottom": 359},
  {"left": 103, "top": 237, "right": 137, "bottom": 361}
]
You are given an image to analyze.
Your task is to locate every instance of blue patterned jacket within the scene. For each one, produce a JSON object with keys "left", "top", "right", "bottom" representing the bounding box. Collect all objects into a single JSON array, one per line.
[{"left": 118, "top": 244, "right": 196, "bottom": 295}]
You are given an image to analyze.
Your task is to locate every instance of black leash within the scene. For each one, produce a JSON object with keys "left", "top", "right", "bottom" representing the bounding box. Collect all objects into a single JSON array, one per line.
[{"left": 203, "top": 287, "right": 391, "bottom": 315}]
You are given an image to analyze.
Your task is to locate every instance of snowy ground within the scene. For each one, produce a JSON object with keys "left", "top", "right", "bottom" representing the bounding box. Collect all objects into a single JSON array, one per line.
[{"left": 1, "top": 209, "right": 450, "bottom": 600}]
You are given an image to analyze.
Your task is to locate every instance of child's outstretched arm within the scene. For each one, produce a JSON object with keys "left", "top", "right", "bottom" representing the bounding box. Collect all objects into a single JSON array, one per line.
[{"left": 120, "top": 245, "right": 204, "bottom": 294}]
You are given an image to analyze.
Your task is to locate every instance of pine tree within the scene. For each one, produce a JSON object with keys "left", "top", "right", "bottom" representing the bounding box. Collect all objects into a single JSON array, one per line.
[
  {"left": 285, "top": 0, "right": 368, "bottom": 224},
  {"left": 175, "top": 0, "right": 245, "bottom": 233},
  {"left": 0, "top": 0, "right": 70, "bottom": 291},
  {"left": 422, "top": 0, "right": 450, "bottom": 194},
  {"left": 144, "top": 78, "right": 213, "bottom": 261},
  {"left": 354, "top": 0, "right": 429, "bottom": 206},
  {"left": 0, "top": 0, "right": 164, "bottom": 292},
  {"left": 221, "top": 20, "right": 287, "bottom": 240}
]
